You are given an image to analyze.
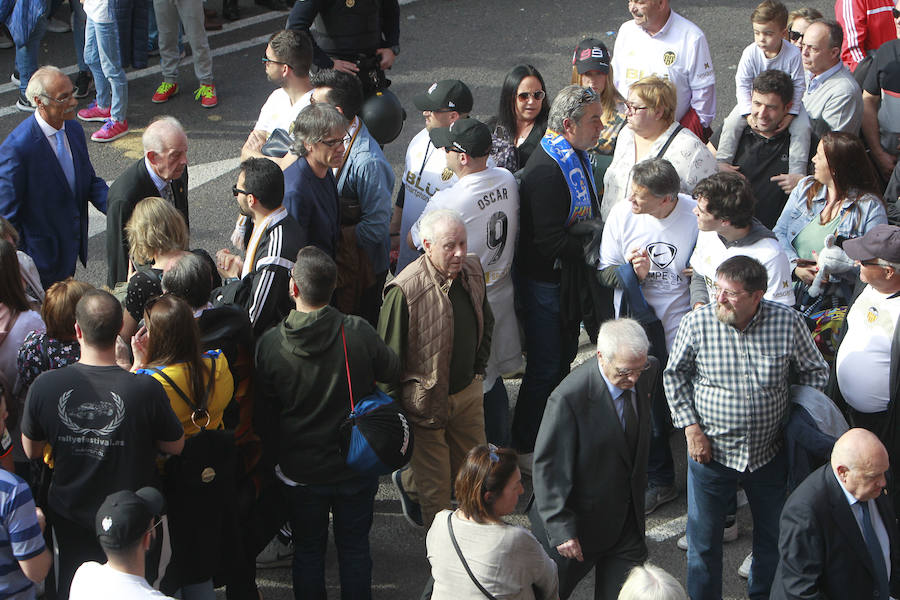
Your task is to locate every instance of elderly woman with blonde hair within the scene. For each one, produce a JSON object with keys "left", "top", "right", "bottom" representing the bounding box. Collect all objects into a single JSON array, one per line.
[{"left": 601, "top": 75, "right": 716, "bottom": 220}]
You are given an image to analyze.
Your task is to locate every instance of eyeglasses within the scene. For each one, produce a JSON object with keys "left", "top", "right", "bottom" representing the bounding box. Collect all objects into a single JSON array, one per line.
[
  {"left": 788, "top": 29, "right": 803, "bottom": 41},
  {"left": 610, "top": 361, "right": 652, "bottom": 377},
  {"left": 859, "top": 259, "right": 886, "bottom": 267},
  {"left": 624, "top": 101, "right": 649, "bottom": 113},
  {"left": 517, "top": 90, "right": 546, "bottom": 101},
  {"left": 232, "top": 185, "right": 250, "bottom": 197},
  {"left": 320, "top": 134, "right": 351, "bottom": 147},
  {"left": 713, "top": 284, "right": 750, "bottom": 299},
  {"left": 40, "top": 92, "right": 73, "bottom": 105},
  {"left": 261, "top": 57, "right": 292, "bottom": 69}
]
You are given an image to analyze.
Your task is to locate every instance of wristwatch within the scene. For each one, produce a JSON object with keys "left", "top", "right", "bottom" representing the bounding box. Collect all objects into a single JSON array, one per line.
[{"left": 391, "top": 45, "right": 400, "bottom": 56}]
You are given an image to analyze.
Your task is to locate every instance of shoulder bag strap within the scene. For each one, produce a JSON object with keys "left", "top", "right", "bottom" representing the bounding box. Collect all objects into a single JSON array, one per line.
[
  {"left": 146, "top": 364, "right": 215, "bottom": 430},
  {"left": 655, "top": 124, "right": 683, "bottom": 160},
  {"left": 145, "top": 366, "right": 197, "bottom": 412},
  {"left": 447, "top": 512, "right": 498, "bottom": 600},
  {"left": 340, "top": 324, "right": 355, "bottom": 412}
]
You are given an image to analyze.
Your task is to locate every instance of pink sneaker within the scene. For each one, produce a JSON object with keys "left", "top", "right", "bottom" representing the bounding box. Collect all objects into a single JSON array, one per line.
[
  {"left": 77, "top": 101, "right": 110, "bottom": 122},
  {"left": 90, "top": 119, "right": 128, "bottom": 143}
]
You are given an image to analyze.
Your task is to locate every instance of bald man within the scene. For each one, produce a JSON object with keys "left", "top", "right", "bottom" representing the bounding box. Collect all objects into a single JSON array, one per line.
[
  {"left": 771, "top": 428, "right": 900, "bottom": 600},
  {"left": 105, "top": 116, "right": 190, "bottom": 287}
]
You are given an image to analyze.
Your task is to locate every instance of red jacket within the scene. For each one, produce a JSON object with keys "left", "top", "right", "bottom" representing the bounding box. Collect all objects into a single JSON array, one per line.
[{"left": 836, "top": 0, "right": 897, "bottom": 71}]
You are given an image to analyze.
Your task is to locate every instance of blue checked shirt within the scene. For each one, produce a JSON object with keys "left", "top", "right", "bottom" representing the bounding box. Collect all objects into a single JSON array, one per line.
[{"left": 664, "top": 300, "right": 829, "bottom": 472}]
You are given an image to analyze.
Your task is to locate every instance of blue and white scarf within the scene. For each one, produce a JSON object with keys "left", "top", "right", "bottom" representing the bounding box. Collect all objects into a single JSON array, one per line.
[{"left": 540, "top": 130, "right": 598, "bottom": 226}]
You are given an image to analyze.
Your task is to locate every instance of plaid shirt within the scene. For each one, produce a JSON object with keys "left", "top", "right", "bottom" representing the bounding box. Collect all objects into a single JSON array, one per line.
[{"left": 664, "top": 300, "right": 828, "bottom": 472}]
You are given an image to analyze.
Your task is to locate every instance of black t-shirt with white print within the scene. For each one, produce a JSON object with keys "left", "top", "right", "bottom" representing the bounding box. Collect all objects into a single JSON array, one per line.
[{"left": 21, "top": 363, "right": 184, "bottom": 528}]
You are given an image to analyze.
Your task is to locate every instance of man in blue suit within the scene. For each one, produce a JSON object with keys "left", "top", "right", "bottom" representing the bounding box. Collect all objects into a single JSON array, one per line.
[{"left": 0, "top": 65, "right": 108, "bottom": 288}]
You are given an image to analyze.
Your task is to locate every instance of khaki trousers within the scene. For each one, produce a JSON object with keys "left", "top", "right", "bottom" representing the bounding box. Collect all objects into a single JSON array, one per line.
[{"left": 401, "top": 378, "right": 486, "bottom": 528}]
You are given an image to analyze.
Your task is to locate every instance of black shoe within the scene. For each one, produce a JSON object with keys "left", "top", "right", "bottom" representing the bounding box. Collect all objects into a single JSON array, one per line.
[
  {"left": 15, "top": 92, "right": 33, "bottom": 112},
  {"left": 392, "top": 466, "right": 423, "bottom": 527},
  {"left": 73, "top": 70, "right": 93, "bottom": 99}
]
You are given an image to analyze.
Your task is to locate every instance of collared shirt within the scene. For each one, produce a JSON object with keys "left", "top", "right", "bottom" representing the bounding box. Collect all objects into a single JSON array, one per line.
[
  {"left": 598, "top": 360, "right": 636, "bottom": 433},
  {"left": 144, "top": 156, "right": 168, "bottom": 196},
  {"left": 806, "top": 62, "right": 843, "bottom": 94},
  {"left": 664, "top": 299, "right": 829, "bottom": 472},
  {"left": 835, "top": 469, "right": 891, "bottom": 578},
  {"left": 34, "top": 112, "right": 73, "bottom": 165}
]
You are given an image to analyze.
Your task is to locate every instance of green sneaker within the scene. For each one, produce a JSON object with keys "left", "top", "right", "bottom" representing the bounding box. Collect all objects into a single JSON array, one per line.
[
  {"left": 195, "top": 84, "right": 218, "bottom": 108},
  {"left": 152, "top": 82, "right": 178, "bottom": 103}
]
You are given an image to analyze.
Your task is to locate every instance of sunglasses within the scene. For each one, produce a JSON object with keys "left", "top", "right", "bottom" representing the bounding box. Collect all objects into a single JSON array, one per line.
[
  {"left": 232, "top": 185, "right": 249, "bottom": 197},
  {"left": 517, "top": 90, "right": 546, "bottom": 101},
  {"left": 261, "top": 56, "right": 292, "bottom": 69},
  {"left": 320, "top": 134, "right": 351, "bottom": 148},
  {"left": 788, "top": 29, "right": 803, "bottom": 41}
]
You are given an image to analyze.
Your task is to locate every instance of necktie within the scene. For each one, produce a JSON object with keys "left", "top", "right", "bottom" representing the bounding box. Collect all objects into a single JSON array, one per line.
[
  {"left": 55, "top": 130, "right": 76, "bottom": 194},
  {"left": 622, "top": 390, "right": 638, "bottom": 456},
  {"left": 859, "top": 501, "right": 890, "bottom": 599},
  {"left": 162, "top": 182, "right": 174, "bottom": 203}
]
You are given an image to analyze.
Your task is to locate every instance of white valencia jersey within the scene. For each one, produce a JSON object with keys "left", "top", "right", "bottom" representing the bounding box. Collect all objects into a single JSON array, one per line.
[
  {"left": 599, "top": 195, "right": 698, "bottom": 350},
  {"left": 611, "top": 11, "right": 715, "bottom": 123},
  {"left": 411, "top": 167, "right": 523, "bottom": 386},
  {"left": 397, "top": 128, "right": 459, "bottom": 272},
  {"left": 690, "top": 230, "right": 795, "bottom": 306}
]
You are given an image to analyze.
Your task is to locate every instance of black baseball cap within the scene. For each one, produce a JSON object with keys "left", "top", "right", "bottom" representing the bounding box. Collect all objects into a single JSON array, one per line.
[
  {"left": 95, "top": 487, "right": 165, "bottom": 550},
  {"left": 429, "top": 118, "right": 492, "bottom": 157},
  {"left": 573, "top": 38, "right": 611, "bottom": 75},
  {"left": 413, "top": 80, "right": 473, "bottom": 113},
  {"left": 843, "top": 224, "right": 900, "bottom": 263}
]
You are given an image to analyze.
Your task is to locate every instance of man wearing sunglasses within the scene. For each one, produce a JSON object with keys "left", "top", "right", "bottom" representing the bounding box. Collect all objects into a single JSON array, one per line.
[
  {"left": 835, "top": 0, "right": 897, "bottom": 73},
  {"left": 665, "top": 255, "right": 828, "bottom": 600},
  {"left": 215, "top": 158, "right": 303, "bottom": 336}
]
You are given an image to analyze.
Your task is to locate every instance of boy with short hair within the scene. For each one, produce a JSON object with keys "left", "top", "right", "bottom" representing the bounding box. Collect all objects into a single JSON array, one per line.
[{"left": 716, "top": 0, "right": 810, "bottom": 174}]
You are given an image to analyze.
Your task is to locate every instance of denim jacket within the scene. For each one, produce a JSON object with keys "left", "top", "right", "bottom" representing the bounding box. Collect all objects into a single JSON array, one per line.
[{"left": 773, "top": 176, "right": 887, "bottom": 264}]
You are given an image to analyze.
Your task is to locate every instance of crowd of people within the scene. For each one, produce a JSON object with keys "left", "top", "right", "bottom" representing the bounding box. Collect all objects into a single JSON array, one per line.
[{"left": 1, "top": 0, "right": 900, "bottom": 598}]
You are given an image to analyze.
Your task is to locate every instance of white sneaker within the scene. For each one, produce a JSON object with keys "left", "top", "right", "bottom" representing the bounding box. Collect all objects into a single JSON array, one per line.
[
  {"left": 255, "top": 535, "right": 293, "bottom": 569},
  {"left": 738, "top": 552, "right": 753, "bottom": 579},
  {"left": 676, "top": 521, "right": 738, "bottom": 550}
]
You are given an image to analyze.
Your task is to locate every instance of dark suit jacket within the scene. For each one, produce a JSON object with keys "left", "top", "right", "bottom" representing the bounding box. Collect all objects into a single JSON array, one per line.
[
  {"left": 530, "top": 356, "right": 658, "bottom": 555},
  {"left": 0, "top": 116, "right": 107, "bottom": 288},
  {"left": 105, "top": 158, "right": 189, "bottom": 287},
  {"left": 771, "top": 463, "right": 900, "bottom": 600}
]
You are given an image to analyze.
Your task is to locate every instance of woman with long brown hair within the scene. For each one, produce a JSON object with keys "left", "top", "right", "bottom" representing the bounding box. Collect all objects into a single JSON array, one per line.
[
  {"left": 490, "top": 64, "right": 550, "bottom": 171},
  {"left": 774, "top": 131, "right": 887, "bottom": 301},
  {"left": 0, "top": 239, "right": 44, "bottom": 398},
  {"left": 131, "top": 294, "right": 233, "bottom": 600}
]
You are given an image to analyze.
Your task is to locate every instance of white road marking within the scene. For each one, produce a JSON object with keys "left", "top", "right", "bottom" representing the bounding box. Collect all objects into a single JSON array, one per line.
[
  {"left": 86, "top": 156, "right": 241, "bottom": 238},
  {"left": 646, "top": 514, "right": 687, "bottom": 542}
]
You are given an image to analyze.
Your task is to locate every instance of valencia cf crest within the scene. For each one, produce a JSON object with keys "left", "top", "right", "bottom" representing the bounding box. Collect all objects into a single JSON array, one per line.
[{"left": 663, "top": 51, "right": 676, "bottom": 66}]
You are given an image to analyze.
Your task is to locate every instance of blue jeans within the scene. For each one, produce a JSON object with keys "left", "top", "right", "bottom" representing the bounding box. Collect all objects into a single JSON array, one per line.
[
  {"left": 84, "top": 17, "right": 128, "bottom": 121},
  {"left": 511, "top": 277, "right": 578, "bottom": 453},
  {"left": 49, "top": 0, "right": 87, "bottom": 71},
  {"left": 285, "top": 476, "right": 379, "bottom": 600},
  {"left": 483, "top": 376, "right": 510, "bottom": 447},
  {"left": 16, "top": 3, "right": 48, "bottom": 96},
  {"left": 686, "top": 448, "right": 787, "bottom": 600}
]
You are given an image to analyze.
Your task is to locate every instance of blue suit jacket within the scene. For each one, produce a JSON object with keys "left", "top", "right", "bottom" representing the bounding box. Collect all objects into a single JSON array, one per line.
[{"left": 0, "top": 116, "right": 108, "bottom": 287}]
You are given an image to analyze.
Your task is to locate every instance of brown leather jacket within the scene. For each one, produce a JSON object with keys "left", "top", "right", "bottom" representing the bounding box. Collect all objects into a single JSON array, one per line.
[{"left": 384, "top": 255, "right": 488, "bottom": 427}]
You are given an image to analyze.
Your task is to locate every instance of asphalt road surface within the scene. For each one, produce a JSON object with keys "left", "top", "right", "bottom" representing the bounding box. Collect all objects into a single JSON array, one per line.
[{"left": 0, "top": 0, "right": 833, "bottom": 597}]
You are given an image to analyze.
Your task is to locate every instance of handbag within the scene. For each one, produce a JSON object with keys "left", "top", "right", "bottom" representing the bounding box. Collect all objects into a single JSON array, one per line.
[
  {"left": 338, "top": 324, "right": 413, "bottom": 476},
  {"left": 145, "top": 360, "right": 238, "bottom": 588}
]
